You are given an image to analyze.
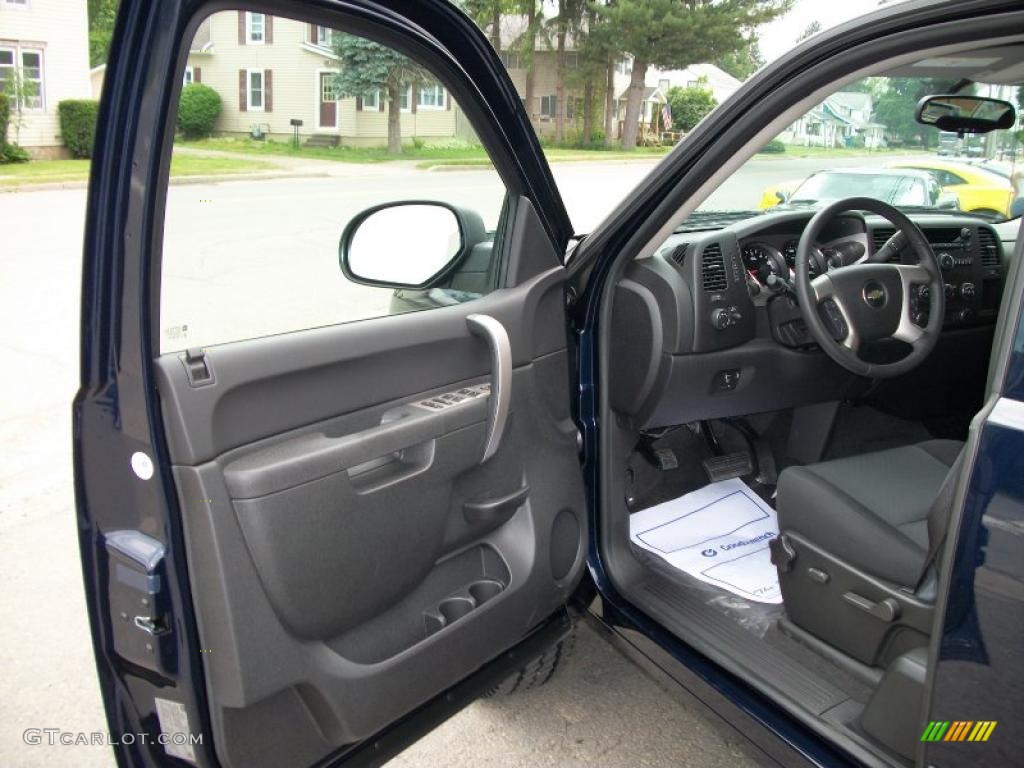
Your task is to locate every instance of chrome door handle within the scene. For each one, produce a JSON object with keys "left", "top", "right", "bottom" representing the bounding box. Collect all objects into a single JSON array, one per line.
[{"left": 466, "top": 314, "right": 511, "bottom": 464}]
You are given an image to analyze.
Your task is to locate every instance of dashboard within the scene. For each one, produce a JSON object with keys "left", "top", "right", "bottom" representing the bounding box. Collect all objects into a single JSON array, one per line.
[{"left": 609, "top": 209, "right": 1011, "bottom": 428}]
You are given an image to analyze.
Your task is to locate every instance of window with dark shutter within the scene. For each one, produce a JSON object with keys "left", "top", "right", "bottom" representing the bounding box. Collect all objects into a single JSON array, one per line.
[
  {"left": 265, "top": 15, "right": 273, "bottom": 44},
  {"left": 238, "top": 69, "right": 247, "bottom": 111},
  {"left": 194, "top": 66, "right": 201, "bottom": 83},
  {"left": 264, "top": 69, "right": 273, "bottom": 112},
  {"left": 237, "top": 11, "right": 246, "bottom": 45}
]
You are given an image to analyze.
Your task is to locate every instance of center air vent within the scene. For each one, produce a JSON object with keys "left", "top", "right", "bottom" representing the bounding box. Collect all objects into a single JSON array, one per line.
[
  {"left": 978, "top": 227, "right": 999, "bottom": 268},
  {"left": 701, "top": 243, "right": 727, "bottom": 291},
  {"left": 872, "top": 228, "right": 897, "bottom": 260}
]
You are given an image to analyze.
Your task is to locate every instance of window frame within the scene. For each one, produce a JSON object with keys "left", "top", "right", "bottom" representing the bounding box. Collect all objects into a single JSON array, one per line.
[
  {"left": 539, "top": 94, "right": 557, "bottom": 119},
  {"left": 183, "top": 65, "right": 194, "bottom": 86},
  {"left": 246, "top": 11, "right": 265, "bottom": 45},
  {"left": 1, "top": 45, "right": 44, "bottom": 112},
  {"left": 417, "top": 83, "right": 446, "bottom": 110},
  {"left": 361, "top": 89, "right": 380, "bottom": 111},
  {"left": 246, "top": 68, "right": 265, "bottom": 111},
  {"left": 315, "top": 25, "right": 332, "bottom": 47}
]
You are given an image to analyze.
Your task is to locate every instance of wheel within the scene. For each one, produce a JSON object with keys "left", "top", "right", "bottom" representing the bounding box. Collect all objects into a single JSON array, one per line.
[{"left": 485, "top": 630, "right": 575, "bottom": 697}]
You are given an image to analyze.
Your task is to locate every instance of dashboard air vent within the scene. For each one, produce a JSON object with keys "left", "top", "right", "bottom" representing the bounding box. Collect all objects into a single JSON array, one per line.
[
  {"left": 872, "top": 228, "right": 897, "bottom": 260},
  {"left": 978, "top": 227, "right": 999, "bottom": 268},
  {"left": 701, "top": 243, "right": 727, "bottom": 291},
  {"left": 670, "top": 243, "right": 689, "bottom": 266}
]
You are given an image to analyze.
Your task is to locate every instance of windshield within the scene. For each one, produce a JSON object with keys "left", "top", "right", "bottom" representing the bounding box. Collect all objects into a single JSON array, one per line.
[{"left": 696, "top": 76, "right": 1022, "bottom": 222}]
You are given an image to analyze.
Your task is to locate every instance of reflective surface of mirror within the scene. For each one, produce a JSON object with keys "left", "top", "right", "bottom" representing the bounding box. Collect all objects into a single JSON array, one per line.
[
  {"left": 345, "top": 203, "right": 463, "bottom": 287},
  {"left": 916, "top": 95, "right": 1016, "bottom": 134}
]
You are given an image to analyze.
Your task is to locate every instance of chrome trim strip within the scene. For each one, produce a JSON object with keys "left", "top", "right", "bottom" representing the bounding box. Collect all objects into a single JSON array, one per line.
[{"left": 466, "top": 314, "right": 512, "bottom": 463}]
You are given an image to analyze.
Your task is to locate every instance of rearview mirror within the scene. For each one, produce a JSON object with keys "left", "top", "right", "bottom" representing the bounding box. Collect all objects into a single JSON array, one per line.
[
  {"left": 340, "top": 202, "right": 484, "bottom": 289},
  {"left": 915, "top": 94, "right": 1016, "bottom": 134}
]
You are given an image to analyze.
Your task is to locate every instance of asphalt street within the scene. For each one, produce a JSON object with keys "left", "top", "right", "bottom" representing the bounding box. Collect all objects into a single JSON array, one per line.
[{"left": 0, "top": 151, "right": 919, "bottom": 767}]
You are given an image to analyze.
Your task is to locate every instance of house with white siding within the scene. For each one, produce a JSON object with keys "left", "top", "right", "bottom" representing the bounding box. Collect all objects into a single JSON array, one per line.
[
  {"left": 0, "top": 0, "right": 92, "bottom": 158},
  {"left": 184, "top": 11, "right": 463, "bottom": 146}
]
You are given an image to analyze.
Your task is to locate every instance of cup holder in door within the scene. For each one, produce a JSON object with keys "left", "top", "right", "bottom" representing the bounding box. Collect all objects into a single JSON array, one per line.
[
  {"left": 438, "top": 597, "right": 475, "bottom": 624},
  {"left": 468, "top": 579, "right": 504, "bottom": 606}
]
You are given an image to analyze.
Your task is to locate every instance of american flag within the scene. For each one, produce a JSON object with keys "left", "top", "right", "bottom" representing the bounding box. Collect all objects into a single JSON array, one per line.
[{"left": 661, "top": 103, "right": 673, "bottom": 130}]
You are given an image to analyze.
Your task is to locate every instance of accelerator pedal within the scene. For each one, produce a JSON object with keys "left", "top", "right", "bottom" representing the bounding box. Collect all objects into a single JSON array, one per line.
[{"left": 702, "top": 451, "right": 753, "bottom": 482}]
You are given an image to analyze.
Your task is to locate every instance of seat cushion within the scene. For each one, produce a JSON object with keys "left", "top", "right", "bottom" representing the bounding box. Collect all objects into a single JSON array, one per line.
[{"left": 777, "top": 439, "right": 963, "bottom": 586}]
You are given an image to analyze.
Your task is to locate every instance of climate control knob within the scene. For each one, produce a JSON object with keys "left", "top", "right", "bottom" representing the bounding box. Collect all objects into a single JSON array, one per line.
[
  {"left": 960, "top": 282, "right": 976, "bottom": 299},
  {"left": 944, "top": 283, "right": 957, "bottom": 299},
  {"left": 939, "top": 252, "right": 955, "bottom": 271}
]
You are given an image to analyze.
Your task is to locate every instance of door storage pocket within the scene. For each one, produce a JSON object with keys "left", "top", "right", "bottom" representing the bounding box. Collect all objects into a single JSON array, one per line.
[{"left": 329, "top": 545, "right": 510, "bottom": 664}]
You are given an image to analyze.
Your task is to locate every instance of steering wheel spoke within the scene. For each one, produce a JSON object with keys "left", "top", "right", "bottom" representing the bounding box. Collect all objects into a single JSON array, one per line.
[
  {"left": 793, "top": 197, "right": 944, "bottom": 378},
  {"left": 811, "top": 275, "right": 859, "bottom": 351},
  {"left": 892, "top": 264, "right": 931, "bottom": 345}
]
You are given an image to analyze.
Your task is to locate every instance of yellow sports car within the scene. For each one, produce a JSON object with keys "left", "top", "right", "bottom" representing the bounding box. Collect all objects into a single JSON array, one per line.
[
  {"left": 759, "top": 159, "right": 1013, "bottom": 215},
  {"left": 890, "top": 160, "right": 1014, "bottom": 217}
]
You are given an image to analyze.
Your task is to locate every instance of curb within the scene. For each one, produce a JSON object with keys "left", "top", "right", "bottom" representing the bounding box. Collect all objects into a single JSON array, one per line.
[{"left": 0, "top": 169, "right": 329, "bottom": 193}]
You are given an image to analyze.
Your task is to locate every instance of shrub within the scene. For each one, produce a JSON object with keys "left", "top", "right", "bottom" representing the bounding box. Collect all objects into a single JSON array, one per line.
[
  {"left": 177, "top": 84, "right": 222, "bottom": 139},
  {"left": 58, "top": 99, "right": 100, "bottom": 158},
  {"left": 0, "top": 92, "right": 9, "bottom": 146},
  {"left": 758, "top": 139, "right": 786, "bottom": 154},
  {"left": 1, "top": 142, "right": 29, "bottom": 163}
]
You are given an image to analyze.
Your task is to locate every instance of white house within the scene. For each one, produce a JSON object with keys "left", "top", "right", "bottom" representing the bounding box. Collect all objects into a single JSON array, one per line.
[
  {"left": 183, "top": 12, "right": 463, "bottom": 147},
  {"left": 778, "top": 91, "right": 886, "bottom": 149},
  {"left": 0, "top": 0, "right": 92, "bottom": 158}
]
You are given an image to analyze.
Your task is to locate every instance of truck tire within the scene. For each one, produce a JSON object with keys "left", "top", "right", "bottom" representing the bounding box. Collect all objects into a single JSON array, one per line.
[{"left": 485, "top": 630, "right": 575, "bottom": 697}]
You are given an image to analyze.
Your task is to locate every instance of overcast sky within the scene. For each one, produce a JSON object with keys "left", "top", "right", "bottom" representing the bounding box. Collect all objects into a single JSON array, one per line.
[{"left": 758, "top": 0, "right": 894, "bottom": 63}]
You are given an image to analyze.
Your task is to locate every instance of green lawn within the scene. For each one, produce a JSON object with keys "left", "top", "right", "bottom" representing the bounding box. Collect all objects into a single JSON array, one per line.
[
  {"left": 177, "top": 136, "right": 673, "bottom": 168},
  {"left": 0, "top": 153, "right": 278, "bottom": 187}
]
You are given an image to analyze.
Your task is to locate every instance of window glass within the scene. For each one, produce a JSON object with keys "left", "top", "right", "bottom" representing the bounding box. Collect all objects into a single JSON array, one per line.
[
  {"left": 161, "top": 10, "right": 507, "bottom": 353},
  {"left": 247, "top": 12, "right": 264, "bottom": 43},
  {"left": 247, "top": 70, "right": 263, "bottom": 109},
  {"left": 19, "top": 49, "right": 42, "bottom": 109}
]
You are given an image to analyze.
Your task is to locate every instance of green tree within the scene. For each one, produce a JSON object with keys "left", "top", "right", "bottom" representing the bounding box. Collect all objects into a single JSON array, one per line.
[
  {"left": 596, "top": 0, "right": 790, "bottom": 149},
  {"left": 872, "top": 78, "right": 963, "bottom": 147},
  {"left": 462, "top": 0, "right": 516, "bottom": 51},
  {"left": 795, "top": 20, "right": 821, "bottom": 43},
  {"left": 332, "top": 34, "right": 430, "bottom": 155},
  {"left": 714, "top": 35, "right": 764, "bottom": 80},
  {"left": 88, "top": 0, "right": 119, "bottom": 67},
  {"left": 666, "top": 82, "right": 717, "bottom": 132}
]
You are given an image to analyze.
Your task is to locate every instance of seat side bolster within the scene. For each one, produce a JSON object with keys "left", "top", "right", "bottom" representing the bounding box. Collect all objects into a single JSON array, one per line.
[{"left": 777, "top": 466, "right": 928, "bottom": 587}]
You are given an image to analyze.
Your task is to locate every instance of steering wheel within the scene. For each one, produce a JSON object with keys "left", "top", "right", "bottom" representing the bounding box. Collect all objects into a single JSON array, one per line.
[{"left": 794, "top": 197, "right": 945, "bottom": 379}]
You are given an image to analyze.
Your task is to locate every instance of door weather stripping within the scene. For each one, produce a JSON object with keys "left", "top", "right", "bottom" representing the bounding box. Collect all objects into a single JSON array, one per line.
[{"left": 466, "top": 314, "right": 511, "bottom": 463}]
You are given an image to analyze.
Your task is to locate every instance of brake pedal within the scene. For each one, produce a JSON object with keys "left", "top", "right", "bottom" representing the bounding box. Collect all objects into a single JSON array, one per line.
[
  {"left": 702, "top": 451, "right": 753, "bottom": 482},
  {"left": 641, "top": 446, "right": 679, "bottom": 471}
]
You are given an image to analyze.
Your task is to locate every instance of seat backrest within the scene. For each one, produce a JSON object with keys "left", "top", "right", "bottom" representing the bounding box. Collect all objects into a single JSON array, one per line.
[{"left": 921, "top": 448, "right": 966, "bottom": 586}]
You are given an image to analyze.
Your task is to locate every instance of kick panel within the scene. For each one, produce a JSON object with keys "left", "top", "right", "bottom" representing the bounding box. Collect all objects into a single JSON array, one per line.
[{"left": 156, "top": 270, "right": 586, "bottom": 767}]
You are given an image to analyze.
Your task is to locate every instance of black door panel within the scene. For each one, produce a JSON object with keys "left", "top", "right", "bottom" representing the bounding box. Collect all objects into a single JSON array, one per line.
[{"left": 157, "top": 269, "right": 585, "bottom": 766}]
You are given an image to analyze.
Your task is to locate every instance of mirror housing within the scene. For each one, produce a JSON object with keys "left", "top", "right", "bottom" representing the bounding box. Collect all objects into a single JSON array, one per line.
[
  {"left": 339, "top": 201, "right": 486, "bottom": 289},
  {"left": 915, "top": 94, "right": 1016, "bottom": 134},
  {"left": 936, "top": 191, "right": 960, "bottom": 210},
  {"left": 775, "top": 189, "right": 790, "bottom": 204}
]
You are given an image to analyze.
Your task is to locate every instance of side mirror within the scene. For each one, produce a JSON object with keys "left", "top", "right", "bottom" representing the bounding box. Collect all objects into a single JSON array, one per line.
[
  {"left": 915, "top": 94, "right": 1016, "bottom": 134},
  {"left": 775, "top": 189, "right": 790, "bottom": 204},
  {"left": 340, "top": 201, "right": 485, "bottom": 289},
  {"left": 936, "top": 191, "right": 960, "bottom": 210}
]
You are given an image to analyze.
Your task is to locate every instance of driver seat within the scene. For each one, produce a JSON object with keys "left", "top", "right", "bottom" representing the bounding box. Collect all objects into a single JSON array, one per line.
[{"left": 771, "top": 439, "right": 963, "bottom": 667}]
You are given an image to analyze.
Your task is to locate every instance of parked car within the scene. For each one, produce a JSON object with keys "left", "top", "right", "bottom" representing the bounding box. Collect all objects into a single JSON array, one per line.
[
  {"left": 765, "top": 167, "right": 959, "bottom": 210},
  {"left": 77, "top": 2, "right": 1024, "bottom": 768},
  {"left": 893, "top": 159, "right": 1015, "bottom": 217}
]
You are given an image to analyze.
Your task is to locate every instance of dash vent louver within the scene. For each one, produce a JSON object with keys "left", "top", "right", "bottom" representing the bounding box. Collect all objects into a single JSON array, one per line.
[
  {"left": 978, "top": 227, "right": 999, "bottom": 268},
  {"left": 701, "top": 243, "right": 727, "bottom": 291},
  {"left": 872, "top": 228, "right": 897, "bottom": 260}
]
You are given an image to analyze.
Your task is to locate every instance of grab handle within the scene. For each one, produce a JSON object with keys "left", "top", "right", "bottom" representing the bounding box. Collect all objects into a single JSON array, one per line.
[{"left": 466, "top": 314, "right": 511, "bottom": 464}]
